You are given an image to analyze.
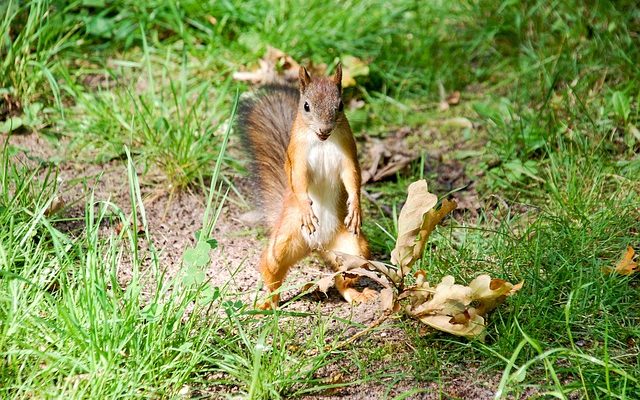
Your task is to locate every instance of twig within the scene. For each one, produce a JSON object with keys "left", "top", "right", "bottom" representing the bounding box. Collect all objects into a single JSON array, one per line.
[
  {"left": 330, "top": 311, "right": 393, "bottom": 351},
  {"left": 362, "top": 190, "right": 394, "bottom": 218}
]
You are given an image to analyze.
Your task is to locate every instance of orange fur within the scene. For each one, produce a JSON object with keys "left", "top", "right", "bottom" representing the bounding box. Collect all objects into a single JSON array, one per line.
[{"left": 238, "top": 65, "right": 372, "bottom": 309}]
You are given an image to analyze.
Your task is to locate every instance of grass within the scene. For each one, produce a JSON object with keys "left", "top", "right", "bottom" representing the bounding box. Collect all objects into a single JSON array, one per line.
[{"left": 1, "top": 0, "right": 639, "bottom": 398}]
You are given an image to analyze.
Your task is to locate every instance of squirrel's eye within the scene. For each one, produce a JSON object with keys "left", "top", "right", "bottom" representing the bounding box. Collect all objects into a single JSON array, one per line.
[
  {"left": 338, "top": 100, "right": 344, "bottom": 112},
  {"left": 304, "top": 102, "right": 310, "bottom": 112}
]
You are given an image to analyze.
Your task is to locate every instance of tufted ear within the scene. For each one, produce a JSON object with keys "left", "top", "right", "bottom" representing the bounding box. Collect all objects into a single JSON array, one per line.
[
  {"left": 333, "top": 62, "right": 342, "bottom": 91},
  {"left": 299, "top": 66, "right": 311, "bottom": 92}
]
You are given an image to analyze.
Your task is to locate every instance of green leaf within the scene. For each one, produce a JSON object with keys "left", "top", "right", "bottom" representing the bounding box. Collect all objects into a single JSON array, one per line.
[
  {"left": 194, "top": 230, "right": 218, "bottom": 249},
  {"left": 0, "top": 116, "right": 23, "bottom": 133},
  {"left": 182, "top": 265, "right": 206, "bottom": 286},
  {"left": 85, "top": 16, "right": 115, "bottom": 38},
  {"left": 504, "top": 159, "right": 540, "bottom": 183},
  {"left": 197, "top": 285, "right": 220, "bottom": 305},
  {"left": 82, "top": 0, "right": 106, "bottom": 6},
  {"left": 510, "top": 365, "right": 527, "bottom": 383},
  {"left": 183, "top": 241, "right": 211, "bottom": 268},
  {"left": 611, "top": 91, "right": 630, "bottom": 123}
]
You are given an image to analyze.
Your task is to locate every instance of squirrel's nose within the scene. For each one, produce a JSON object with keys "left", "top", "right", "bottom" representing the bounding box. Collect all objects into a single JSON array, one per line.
[{"left": 319, "top": 127, "right": 333, "bottom": 135}]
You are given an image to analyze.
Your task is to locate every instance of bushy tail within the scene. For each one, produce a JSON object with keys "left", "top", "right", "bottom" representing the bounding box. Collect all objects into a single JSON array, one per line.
[{"left": 237, "top": 85, "right": 299, "bottom": 228}]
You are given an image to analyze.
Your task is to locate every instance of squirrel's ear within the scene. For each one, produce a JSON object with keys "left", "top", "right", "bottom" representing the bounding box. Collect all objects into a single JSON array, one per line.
[
  {"left": 299, "top": 66, "right": 311, "bottom": 92},
  {"left": 333, "top": 62, "right": 342, "bottom": 91}
]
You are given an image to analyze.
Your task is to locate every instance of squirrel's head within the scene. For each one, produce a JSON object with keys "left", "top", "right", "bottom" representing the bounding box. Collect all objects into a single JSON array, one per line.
[{"left": 298, "top": 63, "right": 344, "bottom": 141}]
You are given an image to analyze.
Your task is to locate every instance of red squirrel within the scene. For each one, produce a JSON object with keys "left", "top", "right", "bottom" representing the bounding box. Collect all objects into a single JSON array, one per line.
[{"left": 238, "top": 63, "right": 376, "bottom": 309}]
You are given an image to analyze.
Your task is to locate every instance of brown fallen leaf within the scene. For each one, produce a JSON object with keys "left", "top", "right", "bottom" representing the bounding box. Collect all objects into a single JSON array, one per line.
[
  {"left": 390, "top": 180, "right": 437, "bottom": 272},
  {"left": 361, "top": 133, "right": 420, "bottom": 184},
  {"left": 316, "top": 275, "right": 336, "bottom": 294},
  {"left": 341, "top": 55, "right": 369, "bottom": 88},
  {"left": 404, "top": 274, "right": 523, "bottom": 339},
  {"left": 233, "top": 47, "right": 327, "bottom": 85},
  {"left": 44, "top": 196, "right": 65, "bottom": 217},
  {"left": 437, "top": 82, "right": 460, "bottom": 111},
  {"left": 327, "top": 251, "right": 400, "bottom": 285},
  {"left": 468, "top": 274, "right": 522, "bottom": 316},
  {"left": 603, "top": 246, "right": 638, "bottom": 276},
  {"left": 446, "top": 91, "right": 461, "bottom": 106},
  {"left": 409, "top": 275, "right": 470, "bottom": 317},
  {"left": 299, "top": 179, "right": 521, "bottom": 341},
  {"left": 379, "top": 288, "right": 396, "bottom": 311},
  {"left": 390, "top": 180, "right": 457, "bottom": 276},
  {"left": 419, "top": 314, "right": 486, "bottom": 340},
  {"left": 317, "top": 372, "right": 346, "bottom": 396}
]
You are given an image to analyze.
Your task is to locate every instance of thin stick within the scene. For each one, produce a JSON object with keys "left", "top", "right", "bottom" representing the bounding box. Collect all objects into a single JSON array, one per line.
[{"left": 330, "top": 311, "right": 393, "bottom": 351}]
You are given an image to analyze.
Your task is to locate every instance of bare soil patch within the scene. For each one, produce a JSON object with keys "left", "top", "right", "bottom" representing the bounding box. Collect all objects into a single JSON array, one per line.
[{"left": 5, "top": 131, "right": 505, "bottom": 399}]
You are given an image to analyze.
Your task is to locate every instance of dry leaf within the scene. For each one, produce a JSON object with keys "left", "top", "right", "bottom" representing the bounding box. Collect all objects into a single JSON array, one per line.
[
  {"left": 410, "top": 275, "right": 470, "bottom": 317},
  {"left": 405, "top": 274, "right": 523, "bottom": 339},
  {"left": 419, "top": 314, "right": 486, "bottom": 340},
  {"left": 447, "top": 91, "right": 461, "bottom": 105},
  {"left": 316, "top": 275, "right": 336, "bottom": 294},
  {"left": 341, "top": 55, "right": 369, "bottom": 87},
  {"left": 390, "top": 180, "right": 437, "bottom": 271},
  {"left": 361, "top": 135, "right": 419, "bottom": 184},
  {"left": 379, "top": 288, "right": 395, "bottom": 311},
  {"left": 44, "top": 196, "right": 65, "bottom": 217},
  {"left": 328, "top": 251, "right": 400, "bottom": 284},
  {"left": 390, "top": 180, "right": 457, "bottom": 276},
  {"left": 318, "top": 372, "right": 346, "bottom": 396},
  {"left": 294, "top": 178, "right": 520, "bottom": 341},
  {"left": 233, "top": 47, "right": 328, "bottom": 85},
  {"left": 468, "top": 275, "right": 520, "bottom": 316},
  {"left": 603, "top": 246, "right": 638, "bottom": 276}
]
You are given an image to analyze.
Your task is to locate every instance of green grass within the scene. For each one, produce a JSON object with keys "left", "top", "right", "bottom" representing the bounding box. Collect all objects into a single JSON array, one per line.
[{"left": 1, "top": 0, "right": 639, "bottom": 398}]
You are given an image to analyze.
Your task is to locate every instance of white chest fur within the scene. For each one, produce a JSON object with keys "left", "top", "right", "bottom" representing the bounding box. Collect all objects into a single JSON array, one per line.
[{"left": 304, "top": 135, "right": 344, "bottom": 249}]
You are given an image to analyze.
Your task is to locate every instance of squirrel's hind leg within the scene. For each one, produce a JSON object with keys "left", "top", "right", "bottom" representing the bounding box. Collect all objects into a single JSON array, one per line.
[
  {"left": 321, "top": 229, "right": 377, "bottom": 304},
  {"left": 258, "top": 209, "right": 310, "bottom": 309}
]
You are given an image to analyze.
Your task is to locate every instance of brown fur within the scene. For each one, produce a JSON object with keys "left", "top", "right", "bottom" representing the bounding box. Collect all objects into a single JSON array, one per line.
[
  {"left": 237, "top": 85, "right": 298, "bottom": 227},
  {"left": 237, "top": 65, "right": 374, "bottom": 308}
]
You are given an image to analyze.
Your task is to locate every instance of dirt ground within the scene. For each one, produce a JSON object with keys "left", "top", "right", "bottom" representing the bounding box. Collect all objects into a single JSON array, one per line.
[{"left": 7, "top": 131, "right": 505, "bottom": 399}]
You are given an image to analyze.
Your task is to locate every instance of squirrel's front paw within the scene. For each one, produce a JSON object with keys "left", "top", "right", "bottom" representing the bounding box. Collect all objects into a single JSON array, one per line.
[
  {"left": 344, "top": 200, "right": 361, "bottom": 235},
  {"left": 300, "top": 204, "right": 318, "bottom": 235}
]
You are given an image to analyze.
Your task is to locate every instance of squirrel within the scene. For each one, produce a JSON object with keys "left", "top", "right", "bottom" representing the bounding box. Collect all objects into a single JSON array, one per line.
[{"left": 238, "top": 63, "right": 376, "bottom": 309}]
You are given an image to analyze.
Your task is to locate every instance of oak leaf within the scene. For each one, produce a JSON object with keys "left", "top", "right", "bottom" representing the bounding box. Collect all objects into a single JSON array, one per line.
[
  {"left": 341, "top": 55, "right": 369, "bottom": 87},
  {"left": 234, "top": 47, "right": 328, "bottom": 85},
  {"left": 390, "top": 180, "right": 457, "bottom": 276},
  {"left": 405, "top": 274, "right": 524, "bottom": 339},
  {"left": 419, "top": 314, "right": 486, "bottom": 340},
  {"left": 603, "top": 246, "right": 638, "bottom": 276}
]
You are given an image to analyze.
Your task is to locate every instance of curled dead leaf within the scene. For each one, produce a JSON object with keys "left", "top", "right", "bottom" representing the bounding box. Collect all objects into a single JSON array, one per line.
[
  {"left": 468, "top": 274, "right": 520, "bottom": 316},
  {"left": 409, "top": 275, "right": 470, "bottom": 317},
  {"left": 419, "top": 314, "right": 486, "bottom": 340},
  {"left": 341, "top": 55, "right": 369, "bottom": 87},
  {"left": 390, "top": 180, "right": 457, "bottom": 276},
  {"left": 316, "top": 275, "right": 336, "bottom": 294},
  {"left": 233, "top": 47, "right": 327, "bottom": 85},
  {"left": 44, "top": 196, "right": 65, "bottom": 217},
  {"left": 361, "top": 138, "right": 418, "bottom": 184},
  {"left": 380, "top": 288, "right": 395, "bottom": 311},
  {"left": 447, "top": 91, "right": 461, "bottom": 106},
  {"left": 328, "top": 251, "right": 400, "bottom": 285},
  {"left": 405, "top": 274, "right": 523, "bottom": 339},
  {"left": 603, "top": 246, "right": 638, "bottom": 276}
]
